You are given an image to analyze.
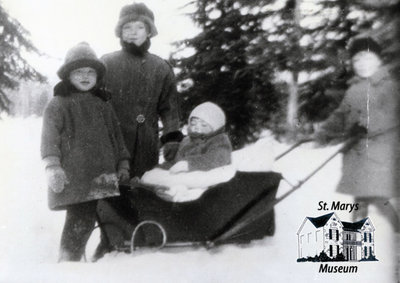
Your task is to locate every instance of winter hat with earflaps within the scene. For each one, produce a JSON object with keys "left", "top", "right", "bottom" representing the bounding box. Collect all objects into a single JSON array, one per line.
[
  {"left": 57, "top": 42, "right": 106, "bottom": 81},
  {"left": 189, "top": 102, "right": 226, "bottom": 131},
  {"left": 115, "top": 2, "right": 158, "bottom": 38},
  {"left": 348, "top": 37, "right": 382, "bottom": 58}
]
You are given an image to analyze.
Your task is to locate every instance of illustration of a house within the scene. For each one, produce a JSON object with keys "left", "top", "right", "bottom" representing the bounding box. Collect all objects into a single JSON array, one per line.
[{"left": 296, "top": 212, "right": 375, "bottom": 261}]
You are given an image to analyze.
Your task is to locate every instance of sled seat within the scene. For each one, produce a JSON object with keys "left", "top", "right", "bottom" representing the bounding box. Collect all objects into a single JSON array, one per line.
[{"left": 96, "top": 171, "right": 281, "bottom": 251}]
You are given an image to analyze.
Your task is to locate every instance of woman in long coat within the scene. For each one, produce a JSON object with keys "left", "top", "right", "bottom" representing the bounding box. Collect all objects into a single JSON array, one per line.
[{"left": 316, "top": 37, "right": 400, "bottom": 231}]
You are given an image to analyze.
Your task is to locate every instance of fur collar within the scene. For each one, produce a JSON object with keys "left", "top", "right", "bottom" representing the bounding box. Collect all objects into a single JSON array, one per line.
[
  {"left": 120, "top": 38, "right": 151, "bottom": 57},
  {"left": 53, "top": 81, "right": 111, "bottom": 102}
]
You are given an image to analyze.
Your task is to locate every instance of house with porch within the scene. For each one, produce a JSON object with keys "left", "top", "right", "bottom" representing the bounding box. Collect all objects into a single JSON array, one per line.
[{"left": 297, "top": 212, "right": 375, "bottom": 261}]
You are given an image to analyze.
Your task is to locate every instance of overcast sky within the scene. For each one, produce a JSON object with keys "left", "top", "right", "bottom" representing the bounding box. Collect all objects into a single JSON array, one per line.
[{"left": 1, "top": 0, "right": 198, "bottom": 83}]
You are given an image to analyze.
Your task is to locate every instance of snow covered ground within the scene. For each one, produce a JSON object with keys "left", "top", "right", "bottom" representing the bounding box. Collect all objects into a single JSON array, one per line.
[{"left": 0, "top": 116, "right": 397, "bottom": 283}]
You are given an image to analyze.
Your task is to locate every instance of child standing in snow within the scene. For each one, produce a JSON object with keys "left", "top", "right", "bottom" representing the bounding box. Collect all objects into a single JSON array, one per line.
[
  {"left": 141, "top": 102, "right": 233, "bottom": 201},
  {"left": 90, "top": 2, "right": 183, "bottom": 260},
  {"left": 315, "top": 37, "right": 400, "bottom": 231},
  {"left": 41, "top": 42, "right": 130, "bottom": 261}
]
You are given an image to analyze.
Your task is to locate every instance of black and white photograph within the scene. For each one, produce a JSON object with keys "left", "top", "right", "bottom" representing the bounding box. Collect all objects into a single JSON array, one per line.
[{"left": 0, "top": 0, "right": 399, "bottom": 282}]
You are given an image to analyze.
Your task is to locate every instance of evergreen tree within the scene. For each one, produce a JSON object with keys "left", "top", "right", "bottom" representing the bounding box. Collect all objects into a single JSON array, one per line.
[
  {"left": 0, "top": 4, "right": 46, "bottom": 112},
  {"left": 173, "top": 0, "right": 399, "bottom": 145},
  {"left": 172, "top": 0, "right": 279, "bottom": 148},
  {"left": 254, "top": 0, "right": 399, "bottom": 135}
]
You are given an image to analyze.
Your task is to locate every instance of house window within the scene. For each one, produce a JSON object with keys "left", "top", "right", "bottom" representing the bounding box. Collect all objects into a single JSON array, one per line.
[
  {"left": 329, "top": 229, "right": 332, "bottom": 240},
  {"left": 369, "top": 247, "right": 373, "bottom": 257},
  {"left": 364, "top": 232, "right": 367, "bottom": 242},
  {"left": 369, "top": 233, "right": 372, "bottom": 242},
  {"left": 336, "top": 245, "right": 339, "bottom": 256},
  {"left": 329, "top": 245, "right": 333, "bottom": 257},
  {"left": 336, "top": 230, "right": 339, "bottom": 241},
  {"left": 364, "top": 247, "right": 368, "bottom": 257}
]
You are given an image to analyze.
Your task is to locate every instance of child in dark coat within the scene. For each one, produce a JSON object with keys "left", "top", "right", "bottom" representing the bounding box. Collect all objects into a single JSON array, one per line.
[
  {"left": 141, "top": 102, "right": 234, "bottom": 201},
  {"left": 41, "top": 42, "right": 130, "bottom": 261},
  {"left": 102, "top": 2, "right": 182, "bottom": 178}
]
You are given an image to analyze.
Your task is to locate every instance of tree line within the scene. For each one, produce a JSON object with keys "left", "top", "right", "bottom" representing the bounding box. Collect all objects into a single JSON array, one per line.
[{"left": 1, "top": 0, "right": 399, "bottom": 147}]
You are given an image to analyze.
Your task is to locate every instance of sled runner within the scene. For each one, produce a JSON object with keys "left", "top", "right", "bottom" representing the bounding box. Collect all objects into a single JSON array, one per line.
[{"left": 91, "top": 171, "right": 281, "bottom": 256}]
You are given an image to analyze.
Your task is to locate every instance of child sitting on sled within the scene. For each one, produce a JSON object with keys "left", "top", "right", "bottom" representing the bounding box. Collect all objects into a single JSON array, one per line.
[
  {"left": 41, "top": 42, "right": 130, "bottom": 262},
  {"left": 141, "top": 101, "right": 234, "bottom": 201}
]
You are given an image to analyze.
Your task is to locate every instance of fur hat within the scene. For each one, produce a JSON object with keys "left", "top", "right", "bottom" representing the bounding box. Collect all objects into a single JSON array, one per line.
[
  {"left": 57, "top": 42, "right": 106, "bottom": 81},
  {"left": 348, "top": 37, "right": 382, "bottom": 58},
  {"left": 189, "top": 102, "right": 226, "bottom": 131},
  {"left": 115, "top": 3, "right": 158, "bottom": 38}
]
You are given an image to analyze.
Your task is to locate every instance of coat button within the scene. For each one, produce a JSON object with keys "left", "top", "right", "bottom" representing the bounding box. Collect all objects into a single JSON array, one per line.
[{"left": 136, "top": 114, "right": 145, "bottom": 123}]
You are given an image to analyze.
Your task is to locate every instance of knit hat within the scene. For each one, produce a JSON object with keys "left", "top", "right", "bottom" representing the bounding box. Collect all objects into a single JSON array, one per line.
[
  {"left": 115, "top": 3, "right": 158, "bottom": 38},
  {"left": 348, "top": 37, "right": 382, "bottom": 58},
  {"left": 57, "top": 42, "right": 106, "bottom": 81},
  {"left": 189, "top": 102, "right": 226, "bottom": 131}
]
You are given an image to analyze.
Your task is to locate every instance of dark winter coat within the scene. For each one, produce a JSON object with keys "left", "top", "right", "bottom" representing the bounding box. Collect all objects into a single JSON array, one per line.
[
  {"left": 316, "top": 67, "right": 400, "bottom": 198},
  {"left": 101, "top": 50, "right": 180, "bottom": 177},
  {"left": 41, "top": 92, "right": 130, "bottom": 210},
  {"left": 174, "top": 131, "right": 232, "bottom": 171}
]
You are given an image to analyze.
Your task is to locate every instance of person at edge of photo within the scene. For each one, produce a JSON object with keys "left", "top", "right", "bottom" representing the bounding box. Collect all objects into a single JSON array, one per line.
[{"left": 314, "top": 37, "right": 400, "bottom": 234}]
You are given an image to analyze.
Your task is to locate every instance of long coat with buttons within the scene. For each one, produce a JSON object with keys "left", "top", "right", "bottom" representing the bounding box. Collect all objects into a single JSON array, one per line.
[
  {"left": 102, "top": 50, "right": 180, "bottom": 177},
  {"left": 316, "top": 67, "right": 400, "bottom": 198},
  {"left": 41, "top": 92, "right": 130, "bottom": 210}
]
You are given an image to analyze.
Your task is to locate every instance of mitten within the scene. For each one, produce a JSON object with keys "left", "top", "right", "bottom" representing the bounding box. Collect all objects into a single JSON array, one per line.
[
  {"left": 169, "top": 160, "right": 189, "bottom": 174},
  {"left": 117, "top": 159, "right": 130, "bottom": 183},
  {"left": 163, "top": 142, "right": 180, "bottom": 162},
  {"left": 340, "top": 123, "right": 368, "bottom": 153},
  {"left": 160, "top": 131, "right": 184, "bottom": 162},
  {"left": 153, "top": 186, "right": 174, "bottom": 202},
  {"left": 348, "top": 123, "right": 368, "bottom": 139},
  {"left": 93, "top": 173, "right": 119, "bottom": 188},
  {"left": 46, "top": 166, "right": 69, "bottom": 193},
  {"left": 43, "top": 156, "right": 68, "bottom": 193}
]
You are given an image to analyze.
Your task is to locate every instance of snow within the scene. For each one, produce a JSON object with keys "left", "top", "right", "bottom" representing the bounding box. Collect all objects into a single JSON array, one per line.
[{"left": 0, "top": 116, "right": 397, "bottom": 283}]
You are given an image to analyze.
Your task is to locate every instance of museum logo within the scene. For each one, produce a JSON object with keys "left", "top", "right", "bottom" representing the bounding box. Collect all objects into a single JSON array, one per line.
[{"left": 296, "top": 212, "right": 378, "bottom": 273}]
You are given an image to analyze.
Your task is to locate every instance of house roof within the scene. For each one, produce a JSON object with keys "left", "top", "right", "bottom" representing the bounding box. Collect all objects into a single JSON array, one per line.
[
  {"left": 306, "top": 212, "right": 334, "bottom": 228},
  {"left": 342, "top": 218, "right": 368, "bottom": 231}
]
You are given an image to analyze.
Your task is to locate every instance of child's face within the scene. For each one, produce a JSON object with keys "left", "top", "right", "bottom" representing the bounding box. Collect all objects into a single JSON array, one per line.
[
  {"left": 352, "top": 51, "right": 382, "bottom": 78},
  {"left": 69, "top": 67, "right": 97, "bottom": 92},
  {"left": 189, "top": 117, "right": 213, "bottom": 135},
  {"left": 122, "top": 21, "right": 149, "bottom": 46}
]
